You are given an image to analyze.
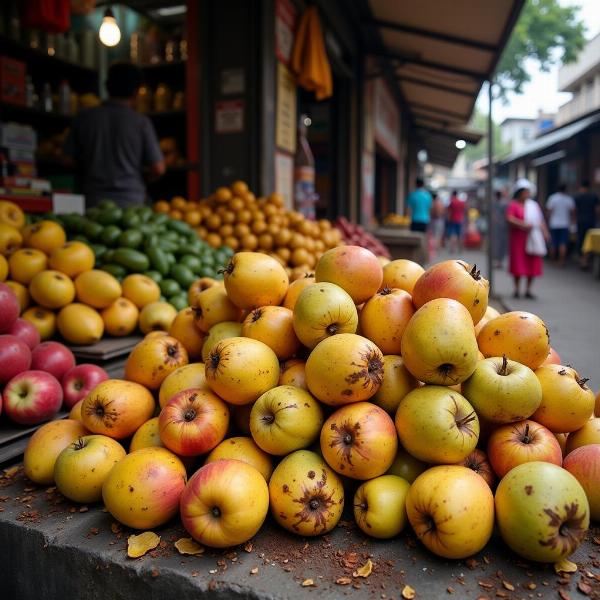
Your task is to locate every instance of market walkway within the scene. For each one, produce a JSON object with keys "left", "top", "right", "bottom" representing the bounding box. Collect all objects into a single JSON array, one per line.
[{"left": 429, "top": 246, "right": 600, "bottom": 391}]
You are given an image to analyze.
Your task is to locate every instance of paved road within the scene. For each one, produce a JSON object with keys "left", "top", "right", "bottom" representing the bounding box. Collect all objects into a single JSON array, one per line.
[{"left": 429, "top": 246, "right": 600, "bottom": 392}]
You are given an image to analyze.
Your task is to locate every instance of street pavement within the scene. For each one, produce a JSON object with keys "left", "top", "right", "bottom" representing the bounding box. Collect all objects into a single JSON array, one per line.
[{"left": 429, "top": 245, "right": 600, "bottom": 391}]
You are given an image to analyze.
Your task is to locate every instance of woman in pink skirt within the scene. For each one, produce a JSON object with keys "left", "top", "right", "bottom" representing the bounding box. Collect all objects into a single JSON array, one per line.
[{"left": 506, "top": 185, "right": 548, "bottom": 298}]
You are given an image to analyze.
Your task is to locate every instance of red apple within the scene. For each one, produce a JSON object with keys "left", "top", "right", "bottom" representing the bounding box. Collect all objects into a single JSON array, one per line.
[
  {"left": 7, "top": 318, "right": 41, "bottom": 350},
  {"left": 487, "top": 420, "right": 563, "bottom": 478},
  {"left": 3, "top": 370, "right": 63, "bottom": 425},
  {"left": 0, "top": 334, "right": 32, "bottom": 383},
  {"left": 0, "top": 282, "right": 20, "bottom": 333},
  {"left": 563, "top": 444, "right": 600, "bottom": 521},
  {"left": 31, "top": 341, "right": 75, "bottom": 381},
  {"left": 61, "top": 364, "right": 109, "bottom": 409},
  {"left": 159, "top": 388, "right": 230, "bottom": 456}
]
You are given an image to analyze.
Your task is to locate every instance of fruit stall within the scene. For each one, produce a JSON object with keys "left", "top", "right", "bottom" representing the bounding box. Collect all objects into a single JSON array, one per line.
[{"left": 1, "top": 194, "right": 599, "bottom": 599}]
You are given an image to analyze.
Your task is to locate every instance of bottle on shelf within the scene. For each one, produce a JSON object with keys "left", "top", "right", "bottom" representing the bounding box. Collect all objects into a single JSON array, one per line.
[
  {"left": 46, "top": 33, "right": 56, "bottom": 56},
  {"left": 294, "top": 114, "right": 317, "bottom": 220},
  {"left": 154, "top": 83, "right": 172, "bottom": 112},
  {"left": 41, "top": 83, "right": 53, "bottom": 112},
  {"left": 58, "top": 80, "right": 71, "bottom": 115}
]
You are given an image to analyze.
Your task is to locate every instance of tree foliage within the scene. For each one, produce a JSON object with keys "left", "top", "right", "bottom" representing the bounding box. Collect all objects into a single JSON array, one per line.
[{"left": 495, "top": 0, "right": 586, "bottom": 98}]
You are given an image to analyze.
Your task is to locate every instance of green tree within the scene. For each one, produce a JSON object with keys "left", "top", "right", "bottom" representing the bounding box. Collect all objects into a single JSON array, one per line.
[
  {"left": 495, "top": 0, "right": 586, "bottom": 98},
  {"left": 462, "top": 109, "right": 511, "bottom": 163}
]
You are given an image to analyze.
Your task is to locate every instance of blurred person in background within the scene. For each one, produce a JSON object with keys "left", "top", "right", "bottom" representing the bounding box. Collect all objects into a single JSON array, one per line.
[
  {"left": 407, "top": 177, "right": 432, "bottom": 233},
  {"left": 65, "top": 61, "right": 165, "bottom": 208},
  {"left": 492, "top": 189, "right": 509, "bottom": 268},
  {"left": 545, "top": 183, "right": 574, "bottom": 267},
  {"left": 506, "top": 181, "right": 549, "bottom": 299},
  {"left": 446, "top": 190, "right": 466, "bottom": 252},
  {"left": 430, "top": 191, "right": 445, "bottom": 250},
  {"left": 574, "top": 180, "right": 600, "bottom": 269}
]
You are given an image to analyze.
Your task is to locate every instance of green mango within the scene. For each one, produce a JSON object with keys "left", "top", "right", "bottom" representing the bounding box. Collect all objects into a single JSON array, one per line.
[
  {"left": 113, "top": 248, "right": 150, "bottom": 272},
  {"left": 101, "top": 225, "right": 123, "bottom": 247},
  {"left": 97, "top": 199, "right": 118, "bottom": 210},
  {"left": 96, "top": 207, "right": 123, "bottom": 225},
  {"left": 143, "top": 270, "right": 163, "bottom": 283},
  {"left": 83, "top": 221, "right": 104, "bottom": 240},
  {"left": 170, "top": 264, "right": 196, "bottom": 289},
  {"left": 159, "top": 278, "right": 181, "bottom": 297},
  {"left": 118, "top": 229, "right": 143, "bottom": 249},
  {"left": 102, "top": 263, "right": 128, "bottom": 278},
  {"left": 180, "top": 255, "right": 202, "bottom": 273},
  {"left": 147, "top": 246, "right": 170, "bottom": 275},
  {"left": 169, "top": 293, "right": 188, "bottom": 312}
]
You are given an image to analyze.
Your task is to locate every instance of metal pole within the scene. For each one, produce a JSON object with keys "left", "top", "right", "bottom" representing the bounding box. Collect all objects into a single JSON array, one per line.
[{"left": 487, "top": 80, "right": 494, "bottom": 296}]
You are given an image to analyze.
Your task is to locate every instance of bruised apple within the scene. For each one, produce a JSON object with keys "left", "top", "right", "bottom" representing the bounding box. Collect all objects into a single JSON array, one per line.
[
  {"left": 401, "top": 298, "right": 478, "bottom": 385},
  {"left": 249, "top": 385, "right": 323, "bottom": 455},
  {"left": 395, "top": 386, "right": 479, "bottom": 463},
  {"left": 456, "top": 448, "right": 496, "bottom": 488},
  {"left": 305, "top": 333, "right": 383, "bottom": 406},
  {"left": 495, "top": 461, "right": 589, "bottom": 562},
  {"left": 81, "top": 379, "right": 155, "bottom": 439},
  {"left": 102, "top": 447, "right": 187, "bottom": 529},
  {"left": 268, "top": 450, "right": 344, "bottom": 536},
  {"left": 477, "top": 311, "right": 549, "bottom": 370},
  {"left": 406, "top": 466, "right": 495, "bottom": 559},
  {"left": 412, "top": 260, "right": 489, "bottom": 325},
  {"left": 180, "top": 459, "right": 269, "bottom": 548},
  {"left": 487, "top": 420, "right": 563, "bottom": 478},
  {"left": 533, "top": 365, "right": 595, "bottom": 433},
  {"left": 354, "top": 474, "right": 410, "bottom": 539},
  {"left": 292, "top": 282, "right": 358, "bottom": 349},
  {"left": 462, "top": 356, "right": 542, "bottom": 423},
  {"left": 320, "top": 402, "right": 397, "bottom": 480}
]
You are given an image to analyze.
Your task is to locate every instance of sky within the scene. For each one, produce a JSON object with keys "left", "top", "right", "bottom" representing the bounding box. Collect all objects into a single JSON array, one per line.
[{"left": 483, "top": 0, "right": 600, "bottom": 122}]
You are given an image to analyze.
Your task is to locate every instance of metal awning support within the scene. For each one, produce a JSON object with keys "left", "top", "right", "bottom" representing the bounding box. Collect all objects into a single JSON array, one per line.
[{"left": 487, "top": 81, "right": 495, "bottom": 296}]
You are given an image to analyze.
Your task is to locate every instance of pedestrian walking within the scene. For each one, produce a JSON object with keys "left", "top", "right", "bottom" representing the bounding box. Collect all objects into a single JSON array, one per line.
[
  {"left": 430, "top": 192, "right": 445, "bottom": 250},
  {"left": 407, "top": 177, "right": 432, "bottom": 233},
  {"left": 506, "top": 180, "right": 549, "bottom": 299},
  {"left": 492, "top": 189, "right": 509, "bottom": 268},
  {"left": 545, "top": 183, "right": 575, "bottom": 267},
  {"left": 573, "top": 180, "right": 600, "bottom": 269},
  {"left": 446, "top": 190, "right": 466, "bottom": 252}
]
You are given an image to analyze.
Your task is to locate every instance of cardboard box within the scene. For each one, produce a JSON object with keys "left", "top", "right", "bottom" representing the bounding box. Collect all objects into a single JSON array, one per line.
[{"left": 0, "top": 56, "right": 26, "bottom": 106}]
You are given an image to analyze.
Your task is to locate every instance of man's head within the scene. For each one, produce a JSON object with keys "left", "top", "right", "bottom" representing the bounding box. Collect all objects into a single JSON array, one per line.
[
  {"left": 558, "top": 183, "right": 567, "bottom": 193},
  {"left": 416, "top": 177, "right": 424, "bottom": 188},
  {"left": 106, "top": 61, "right": 143, "bottom": 99}
]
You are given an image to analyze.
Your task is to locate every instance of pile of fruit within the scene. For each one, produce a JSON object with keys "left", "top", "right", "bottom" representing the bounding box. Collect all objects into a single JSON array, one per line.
[
  {"left": 22, "top": 249, "right": 599, "bottom": 566},
  {"left": 153, "top": 181, "right": 346, "bottom": 272},
  {"left": 335, "top": 216, "right": 390, "bottom": 258},
  {"left": 0, "top": 199, "right": 234, "bottom": 345},
  {"left": 382, "top": 213, "right": 411, "bottom": 227},
  {"left": 0, "top": 282, "right": 109, "bottom": 425}
]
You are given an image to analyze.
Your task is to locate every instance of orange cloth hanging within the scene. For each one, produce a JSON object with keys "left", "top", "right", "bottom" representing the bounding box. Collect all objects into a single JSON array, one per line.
[{"left": 290, "top": 6, "right": 333, "bottom": 101}]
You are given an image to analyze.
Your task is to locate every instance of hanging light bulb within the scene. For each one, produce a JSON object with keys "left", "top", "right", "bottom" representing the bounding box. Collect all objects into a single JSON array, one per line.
[{"left": 99, "top": 8, "right": 121, "bottom": 47}]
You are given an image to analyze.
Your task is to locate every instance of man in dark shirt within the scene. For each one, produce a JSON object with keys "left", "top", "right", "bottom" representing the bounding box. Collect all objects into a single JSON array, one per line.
[
  {"left": 574, "top": 180, "right": 599, "bottom": 267},
  {"left": 65, "top": 62, "right": 165, "bottom": 207}
]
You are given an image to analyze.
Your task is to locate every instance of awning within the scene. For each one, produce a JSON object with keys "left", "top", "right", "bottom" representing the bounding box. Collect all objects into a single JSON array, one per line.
[
  {"left": 499, "top": 112, "right": 600, "bottom": 166},
  {"left": 362, "top": 0, "right": 524, "bottom": 166}
]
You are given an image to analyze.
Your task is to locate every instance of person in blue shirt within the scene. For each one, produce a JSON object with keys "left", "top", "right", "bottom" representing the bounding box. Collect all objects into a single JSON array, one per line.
[{"left": 407, "top": 178, "right": 432, "bottom": 233}]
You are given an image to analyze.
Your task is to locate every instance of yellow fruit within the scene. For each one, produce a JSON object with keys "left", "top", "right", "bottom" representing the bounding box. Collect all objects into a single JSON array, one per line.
[
  {"left": 74, "top": 269, "right": 122, "bottom": 309},
  {"left": 5, "top": 280, "right": 29, "bottom": 311},
  {"left": 22, "top": 220, "right": 66, "bottom": 255},
  {"left": 101, "top": 297, "right": 139, "bottom": 336},
  {"left": 138, "top": 301, "right": 178, "bottom": 334},
  {"left": 57, "top": 303, "right": 104, "bottom": 345},
  {"left": 8, "top": 248, "right": 48, "bottom": 284},
  {"left": 22, "top": 306, "right": 56, "bottom": 340},
  {"left": 168, "top": 307, "right": 205, "bottom": 360},
  {"left": 49, "top": 241, "right": 95, "bottom": 278},
  {"left": 201, "top": 321, "right": 243, "bottom": 362},
  {"left": 29, "top": 270, "right": 75, "bottom": 309},
  {"left": 122, "top": 274, "right": 161, "bottom": 308},
  {"left": 158, "top": 362, "right": 209, "bottom": 408},
  {"left": 0, "top": 254, "right": 7, "bottom": 281},
  {"left": 0, "top": 223, "right": 23, "bottom": 255},
  {"left": 154, "top": 200, "right": 170, "bottom": 214},
  {"left": 0, "top": 200, "right": 25, "bottom": 229}
]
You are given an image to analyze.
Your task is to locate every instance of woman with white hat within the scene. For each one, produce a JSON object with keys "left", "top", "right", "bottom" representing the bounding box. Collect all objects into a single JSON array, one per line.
[{"left": 506, "top": 180, "right": 549, "bottom": 299}]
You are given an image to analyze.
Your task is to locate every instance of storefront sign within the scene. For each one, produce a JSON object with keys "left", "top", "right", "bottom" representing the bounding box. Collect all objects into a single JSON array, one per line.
[
  {"left": 275, "top": 0, "right": 297, "bottom": 66},
  {"left": 275, "top": 151, "right": 294, "bottom": 210},
  {"left": 374, "top": 78, "right": 400, "bottom": 159},
  {"left": 276, "top": 62, "right": 297, "bottom": 153},
  {"left": 215, "top": 100, "right": 244, "bottom": 134}
]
